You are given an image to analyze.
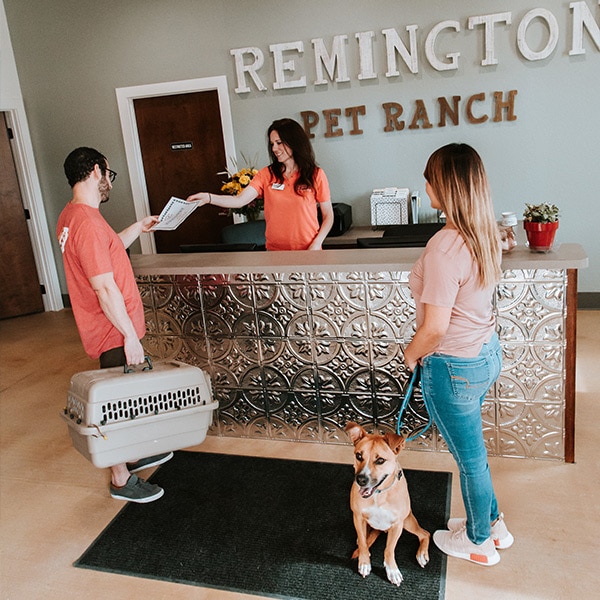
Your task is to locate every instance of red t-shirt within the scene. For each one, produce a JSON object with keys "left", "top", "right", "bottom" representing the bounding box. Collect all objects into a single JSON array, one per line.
[
  {"left": 409, "top": 229, "right": 496, "bottom": 357},
  {"left": 56, "top": 203, "right": 145, "bottom": 359},
  {"left": 249, "top": 166, "right": 331, "bottom": 250}
]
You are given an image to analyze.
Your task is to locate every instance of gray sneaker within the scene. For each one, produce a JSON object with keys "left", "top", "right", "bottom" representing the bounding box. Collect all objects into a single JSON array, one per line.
[
  {"left": 110, "top": 474, "right": 164, "bottom": 503},
  {"left": 127, "top": 452, "right": 173, "bottom": 473}
]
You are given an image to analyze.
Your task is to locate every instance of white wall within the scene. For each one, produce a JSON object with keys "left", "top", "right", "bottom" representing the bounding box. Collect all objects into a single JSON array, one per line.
[
  {"left": 0, "top": 0, "right": 62, "bottom": 310},
  {"left": 3, "top": 0, "right": 599, "bottom": 294}
]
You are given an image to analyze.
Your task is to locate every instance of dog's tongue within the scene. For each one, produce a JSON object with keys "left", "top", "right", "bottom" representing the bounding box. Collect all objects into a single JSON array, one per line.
[{"left": 359, "top": 486, "right": 375, "bottom": 498}]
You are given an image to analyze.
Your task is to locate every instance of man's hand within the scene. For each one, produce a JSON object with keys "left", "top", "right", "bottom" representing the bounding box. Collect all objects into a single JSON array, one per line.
[
  {"left": 119, "top": 216, "right": 159, "bottom": 248},
  {"left": 124, "top": 336, "right": 146, "bottom": 365},
  {"left": 140, "top": 215, "right": 160, "bottom": 233}
]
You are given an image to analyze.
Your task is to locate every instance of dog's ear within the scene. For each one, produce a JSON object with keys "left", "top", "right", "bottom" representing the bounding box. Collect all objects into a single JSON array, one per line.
[
  {"left": 383, "top": 432, "right": 406, "bottom": 455},
  {"left": 345, "top": 421, "right": 366, "bottom": 445}
]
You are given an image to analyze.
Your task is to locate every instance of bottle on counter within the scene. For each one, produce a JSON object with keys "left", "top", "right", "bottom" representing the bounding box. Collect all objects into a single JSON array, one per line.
[{"left": 499, "top": 211, "right": 517, "bottom": 253}]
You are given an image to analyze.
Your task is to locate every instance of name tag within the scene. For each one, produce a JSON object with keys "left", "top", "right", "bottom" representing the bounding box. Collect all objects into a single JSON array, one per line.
[{"left": 272, "top": 183, "right": 285, "bottom": 190}]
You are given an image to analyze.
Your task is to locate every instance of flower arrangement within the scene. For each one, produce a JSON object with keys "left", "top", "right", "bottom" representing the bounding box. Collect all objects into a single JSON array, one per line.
[{"left": 220, "top": 155, "right": 264, "bottom": 220}]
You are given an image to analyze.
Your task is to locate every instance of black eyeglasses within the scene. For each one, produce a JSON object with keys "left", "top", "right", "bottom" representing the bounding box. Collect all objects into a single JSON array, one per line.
[{"left": 105, "top": 168, "right": 117, "bottom": 183}]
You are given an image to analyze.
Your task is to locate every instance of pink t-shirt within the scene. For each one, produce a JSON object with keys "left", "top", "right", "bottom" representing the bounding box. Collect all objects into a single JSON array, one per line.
[
  {"left": 409, "top": 228, "right": 496, "bottom": 357},
  {"left": 249, "top": 166, "right": 331, "bottom": 250},
  {"left": 56, "top": 203, "right": 145, "bottom": 359}
]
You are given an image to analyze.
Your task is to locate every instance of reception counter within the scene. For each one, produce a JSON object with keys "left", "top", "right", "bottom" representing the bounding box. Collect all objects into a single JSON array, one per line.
[{"left": 132, "top": 241, "right": 587, "bottom": 462}]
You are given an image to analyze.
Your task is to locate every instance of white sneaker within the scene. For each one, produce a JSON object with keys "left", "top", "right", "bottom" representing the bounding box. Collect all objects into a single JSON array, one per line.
[
  {"left": 447, "top": 512, "right": 514, "bottom": 549},
  {"left": 433, "top": 527, "right": 500, "bottom": 566}
]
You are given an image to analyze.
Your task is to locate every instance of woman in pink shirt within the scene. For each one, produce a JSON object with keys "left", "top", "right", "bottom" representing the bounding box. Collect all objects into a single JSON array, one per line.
[
  {"left": 187, "top": 118, "right": 334, "bottom": 250},
  {"left": 404, "top": 143, "right": 514, "bottom": 567}
]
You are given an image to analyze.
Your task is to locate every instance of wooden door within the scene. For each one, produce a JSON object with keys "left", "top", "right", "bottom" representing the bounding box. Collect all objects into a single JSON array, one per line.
[
  {"left": 133, "top": 91, "right": 233, "bottom": 253},
  {"left": 0, "top": 113, "right": 44, "bottom": 319}
]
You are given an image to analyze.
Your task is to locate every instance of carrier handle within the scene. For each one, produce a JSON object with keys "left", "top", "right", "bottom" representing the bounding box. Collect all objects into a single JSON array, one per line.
[{"left": 124, "top": 355, "right": 153, "bottom": 373}]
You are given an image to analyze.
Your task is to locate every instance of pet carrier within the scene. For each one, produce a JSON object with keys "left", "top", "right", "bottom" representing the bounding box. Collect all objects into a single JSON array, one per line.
[{"left": 61, "top": 359, "right": 216, "bottom": 468}]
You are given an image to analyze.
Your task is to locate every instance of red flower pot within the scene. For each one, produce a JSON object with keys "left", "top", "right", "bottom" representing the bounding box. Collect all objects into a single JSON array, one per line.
[{"left": 524, "top": 221, "right": 559, "bottom": 252}]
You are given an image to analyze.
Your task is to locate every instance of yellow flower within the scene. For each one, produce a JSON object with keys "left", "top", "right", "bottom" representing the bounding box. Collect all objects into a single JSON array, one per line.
[
  {"left": 221, "top": 181, "right": 237, "bottom": 194},
  {"left": 220, "top": 157, "right": 263, "bottom": 217}
]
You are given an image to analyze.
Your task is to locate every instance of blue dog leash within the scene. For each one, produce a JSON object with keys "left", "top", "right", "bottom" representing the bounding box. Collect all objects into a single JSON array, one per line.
[{"left": 396, "top": 364, "right": 432, "bottom": 441}]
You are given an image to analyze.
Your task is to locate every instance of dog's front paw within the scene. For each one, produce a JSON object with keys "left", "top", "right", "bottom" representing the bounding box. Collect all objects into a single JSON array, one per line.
[
  {"left": 416, "top": 550, "right": 429, "bottom": 568},
  {"left": 384, "top": 562, "right": 403, "bottom": 586},
  {"left": 358, "top": 561, "right": 372, "bottom": 578}
]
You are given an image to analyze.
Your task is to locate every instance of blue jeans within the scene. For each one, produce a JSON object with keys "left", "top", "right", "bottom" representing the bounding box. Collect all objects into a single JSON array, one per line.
[{"left": 421, "top": 333, "right": 502, "bottom": 544}]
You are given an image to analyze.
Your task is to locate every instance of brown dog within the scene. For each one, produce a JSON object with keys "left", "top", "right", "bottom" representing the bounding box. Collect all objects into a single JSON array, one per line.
[{"left": 345, "top": 421, "right": 430, "bottom": 586}]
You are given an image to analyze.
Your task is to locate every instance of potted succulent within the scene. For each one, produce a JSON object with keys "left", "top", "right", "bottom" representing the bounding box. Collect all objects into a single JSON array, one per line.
[{"left": 523, "top": 203, "right": 559, "bottom": 252}]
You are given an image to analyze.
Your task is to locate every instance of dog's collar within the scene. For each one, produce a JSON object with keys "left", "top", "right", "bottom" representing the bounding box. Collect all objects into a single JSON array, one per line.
[{"left": 375, "top": 469, "right": 403, "bottom": 494}]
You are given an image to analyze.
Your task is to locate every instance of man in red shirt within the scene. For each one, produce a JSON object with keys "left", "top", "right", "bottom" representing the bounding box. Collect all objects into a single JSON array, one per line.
[{"left": 57, "top": 147, "right": 170, "bottom": 503}]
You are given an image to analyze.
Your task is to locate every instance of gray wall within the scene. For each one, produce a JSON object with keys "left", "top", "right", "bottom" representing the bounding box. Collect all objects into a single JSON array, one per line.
[{"left": 3, "top": 0, "right": 599, "bottom": 293}]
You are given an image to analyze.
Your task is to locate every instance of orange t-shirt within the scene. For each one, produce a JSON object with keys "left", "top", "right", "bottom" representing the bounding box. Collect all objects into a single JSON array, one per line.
[
  {"left": 56, "top": 203, "right": 145, "bottom": 359},
  {"left": 249, "top": 166, "right": 331, "bottom": 250}
]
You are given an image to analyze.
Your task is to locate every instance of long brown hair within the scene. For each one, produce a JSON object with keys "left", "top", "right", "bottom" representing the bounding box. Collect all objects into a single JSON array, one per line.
[
  {"left": 424, "top": 143, "right": 501, "bottom": 288},
  {"left": 267, "top": 118, "right": 317, "bottom": 194}
]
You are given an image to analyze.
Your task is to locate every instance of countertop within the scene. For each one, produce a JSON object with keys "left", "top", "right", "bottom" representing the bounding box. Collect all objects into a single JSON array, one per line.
[{"left": 131, "top": 238, "right": 588, "bottom": 276}]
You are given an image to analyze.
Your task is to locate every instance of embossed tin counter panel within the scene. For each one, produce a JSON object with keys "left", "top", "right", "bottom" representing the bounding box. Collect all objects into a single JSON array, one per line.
[{"left": 139, "top": 267, "right": 568, "bottom": 460}]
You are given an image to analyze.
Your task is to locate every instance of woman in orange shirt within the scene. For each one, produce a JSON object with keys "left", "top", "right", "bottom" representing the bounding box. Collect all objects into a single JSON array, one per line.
[{"left": 187, "top": 118, "right": 334, "bottom": 250}]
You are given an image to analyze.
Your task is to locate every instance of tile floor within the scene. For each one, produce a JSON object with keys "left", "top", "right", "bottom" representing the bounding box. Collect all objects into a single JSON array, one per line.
[{"left": 1, "top": 309, "right": 598, "bottom": 599}]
